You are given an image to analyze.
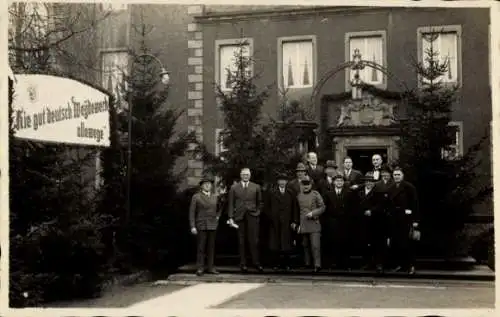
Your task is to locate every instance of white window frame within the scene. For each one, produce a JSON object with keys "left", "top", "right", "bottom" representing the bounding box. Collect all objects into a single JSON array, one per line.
[
  {"left": 345, "top": 30, "right": 387, "bottom": 91},
  {"left": 215, "top": 38, "right": 254, "bottom": 92},
  {"left": 215, "top": 128, "right": 228, "bottom": 158},
  {"left": 103, "top": 3, "right": 128, "bottom": 11},
  {"left": 277, "top": 36, "right": 316, "bottom": 90},
  {"left": 442, "top": 121, "right": 463, "bottom": 160},
  {"left": 417, "top": 25, "right": 462, "bottom": 87},
  {"left": 100, "top": 49, "right": 129, "bottom": 109}
]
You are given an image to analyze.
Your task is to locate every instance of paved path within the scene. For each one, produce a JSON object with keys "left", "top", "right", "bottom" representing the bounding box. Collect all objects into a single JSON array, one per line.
[{"left": 48, "top": 279, "right": 495, "bottom": 309}]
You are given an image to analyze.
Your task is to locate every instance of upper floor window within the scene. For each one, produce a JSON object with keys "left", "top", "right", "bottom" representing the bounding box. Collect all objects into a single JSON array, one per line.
[
  {"left": 281, "top": 40, "right": 314, "bottom": 89},
  {"left": 218, "top": 42, "right": 251, "bottom": 91},
  {"left": 101, "top": 50, "right": 129, "bottom": 108},
  {"left": 418, "top": 25, "right": 462, "bottom": 85},
  {"left": 347, "top": 33, "right": 385, "bottom": 86}
]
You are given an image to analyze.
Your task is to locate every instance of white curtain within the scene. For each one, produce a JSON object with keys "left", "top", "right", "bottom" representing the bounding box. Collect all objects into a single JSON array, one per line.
[
  {"left": 101, "top": 51, "right": 128, "bottom": 107},
  {"left": 219, "top": 44, "right": 249, "bottom": 90},
  {"left": 422, "top": 32, "right": 457, "bottom": 82},
  {"left": 349, "top": 36, "right": 383, "bottom": 84},
  {"left": 282, "top": 41, "right": 313, "bottom": 88}
]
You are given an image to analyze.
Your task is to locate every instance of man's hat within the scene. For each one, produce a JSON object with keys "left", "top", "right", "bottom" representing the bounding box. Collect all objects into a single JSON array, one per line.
[
  {"left": 364, "top": 172, "right": 376, "bottom": 182},
  {"left": 380, "top": 165, "right": 392, "bottom": 174},
  {"left": 276, "top": 172, "right": 288, "bottom": 181},
  {"left": 199, "top": 176, "right": 214, "bottom": 186},
  {"left": 296, "top": 162, "right": 307, "bottom": 171},
  {"left": 332, "top": 173, "right": 344, "bottom": 180},
  {"left": 325, "top": 160, "right": 337, "bottom": 169}
]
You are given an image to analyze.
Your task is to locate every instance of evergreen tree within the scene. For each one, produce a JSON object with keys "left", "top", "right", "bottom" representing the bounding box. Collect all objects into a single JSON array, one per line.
[
  {"left": 109, "top": 22, "right": 196, "bottom": 271},
  {"left": 203, "top": 39, "right": 306, "bottom": 189},
  {"left": 396, "top": 30, "right": 492, "bottom": 256}
]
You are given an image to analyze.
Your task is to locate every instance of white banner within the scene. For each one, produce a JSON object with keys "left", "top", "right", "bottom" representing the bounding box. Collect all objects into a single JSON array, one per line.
[{"left": 11, "top": 74, "right": 111, "bottom": 147}]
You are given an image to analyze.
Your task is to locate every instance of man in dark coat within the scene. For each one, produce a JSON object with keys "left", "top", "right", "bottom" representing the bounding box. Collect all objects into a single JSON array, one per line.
[
  {"left": 227, "top": 168, "right": 264, "bottom": 273},
  {"left": 287, "top": 162, "right": 308, "bottom": 197},
  {"left": 317, "top": 160, "right": 337, "bottom": 198},
  {"left": 306, "top": 152, "right": 324, "bottom": 186},
  {"left": 357, "top": 172, "right": 387, "bottom": 273},
  {"left": 189, "top": 176, "right": 221, "bottom": 276},
  {"left": 265, "top": 173, "right": 296, "bottom": 271},
  {"left": 371, "top": 154, "right": 388, "bottom": 181},
  {"left": 342, "top": 156, "right": 364, "bottom": 190},
  {"left": 386, "top": 167, "right": 419, "bottom": 275},
  {"left": 376, "top": 166, "right": 394, "bottom": 192},
  {"left": 323, "top": 173, "right": 355, "bottom": 269}
]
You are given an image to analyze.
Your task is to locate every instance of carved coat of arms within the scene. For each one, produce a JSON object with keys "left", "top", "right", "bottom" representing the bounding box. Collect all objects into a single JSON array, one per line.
[{"left": 337, "top": 93, "right": 396, "bottom": 127}]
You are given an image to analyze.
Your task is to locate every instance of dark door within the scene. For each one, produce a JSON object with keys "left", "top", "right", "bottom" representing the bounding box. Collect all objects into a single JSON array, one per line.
[{"left": 346, "top": 148, "right": 388, "bottom": 175}]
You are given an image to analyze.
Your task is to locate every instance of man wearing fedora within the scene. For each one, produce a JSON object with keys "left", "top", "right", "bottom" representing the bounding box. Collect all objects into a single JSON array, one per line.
[
  {"left": 265, "top": 173, "right": 296, "bottom": 271},
  {"left": 296, "top": 175, "right": 325, "bottom": 272},
  {"left": 357, "top": 172, "right": 387, "bottom": 273},
  {"left": 227, "top": 168, "right": 264, "bottom": 273},
  {"left": 287, "top": 162, "right": 309, "bottom": 197},
  {"left": 317, "top": 160, "right": 338, "bottom": 198},
  {"left": 189, "top": 176, "right": 221, "bottom": 276},
  {"left": 323, "top": 173, "right": 355, "bottom": 269}
]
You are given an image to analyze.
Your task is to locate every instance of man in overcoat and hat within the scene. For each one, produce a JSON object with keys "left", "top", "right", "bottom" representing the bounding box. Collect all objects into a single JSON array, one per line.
[
  {"left": 287, "top": 162, "right": 309, "bottom": 197},
  {"left": 265, "top": 173, "right": 296, "bottom": 271},
  {"left": 323, "top": 173, "right": 355, "bottom": 269},
  {"left": 227, "top": 168, "right": 264, "bottom": 273},
  {"left": 189, "top": 176, "right": 220, "bottom": 276},
  {"left": 386, "top": 167, "right": 419, "bottom": 275},
  {"left": 357, "top": 172, "right": 387, "bottom": 273},
  {"left": 295, "top": 175, "right": 325, "bottom": 272},
  {"left": 317, "top": 160, "right": 337, "bottom": 198}
]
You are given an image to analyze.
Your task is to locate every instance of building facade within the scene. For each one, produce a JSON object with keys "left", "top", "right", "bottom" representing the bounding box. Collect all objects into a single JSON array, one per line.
[{"left": 9, "top": 4, "right": 492, "bottom": 212}]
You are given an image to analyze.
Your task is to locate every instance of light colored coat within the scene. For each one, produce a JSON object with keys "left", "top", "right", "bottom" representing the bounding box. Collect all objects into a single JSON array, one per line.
[{"left": 297, "top": 190, "right": 325, "bottom": 233}]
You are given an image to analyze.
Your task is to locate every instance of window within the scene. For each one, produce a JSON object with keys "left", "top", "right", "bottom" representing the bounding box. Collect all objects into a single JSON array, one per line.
[
  {"left": 418, "top": 26, "right": 461, "bottom": 85},
  {"left": 215, "top": 128, "right": 228, "bottom": 158},
  {"left": 442, "top": 121, "right": 463, "bottom": 160},
  {"left": 347, "top": 34, "right": 385, "bottom": 86},
  {"left": 281, "top": 40, "right": 313, "bottom": 89},
  {"left": 103, "top": 3, "right": 128, "bottom": 11},
  {"left": 218, "top": 43, "right": 251, "bottom": 91},
  {"left": 101, "top": 50, "right": 128, "bottom": 108}
]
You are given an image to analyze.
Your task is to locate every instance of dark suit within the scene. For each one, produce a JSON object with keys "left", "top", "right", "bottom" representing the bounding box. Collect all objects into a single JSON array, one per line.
[
  {"left": 343, "top": 169, "right": 363, "bottom": 188},
  {"left": 386, "top": 181, "right": 419, "bottom": 269},
  {"left": 317, "top": 176, "right": 335, "bottom": 199},
  {"left": 307, "top": 164, "right": 324, "bottom": 186},
  {"left": 357, "top": 186, "right": 387, "bottom": 267},
  {"left": 228, "top": 181, "right": 263, "bottom": 267},
  {"left": 265, "top": 187, "right": 295, "bottom": 266},
  {"left": 371, "top": 164, "right": 390, "bottom": 181},
  {"left": 324, "top": 187, "right": 355, "bottom": 268},
  {"left": 189, "top": 191, "right": 220, "bottom": 270}
]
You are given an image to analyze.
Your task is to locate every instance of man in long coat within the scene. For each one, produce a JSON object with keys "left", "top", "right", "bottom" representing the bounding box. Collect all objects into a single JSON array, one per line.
[
  {"left": 386, "top": 167, "right": 419, "bottom": 274},
  {"left": 227, "top": 168, "right": 264, "bottom": 273},
  {"left": 265, "top": 173, "right": 296, "bottom": 271},
  {"left": 287, "top": 162, "right": 308, "bottom": 197},
  {"left": 323, "top": 173, "right": 355, "bottom": 269},
  {"left": 295, "top": 175, "right": 325, "bottom": 272},
  {"left": 357, "top": 172, "right": 387, "bottom": 273}
]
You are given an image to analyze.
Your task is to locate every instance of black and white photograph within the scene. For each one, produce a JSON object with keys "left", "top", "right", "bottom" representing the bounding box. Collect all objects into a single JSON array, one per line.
[{"left": 4, "top": 0, "right": 498, "bottom": 313}]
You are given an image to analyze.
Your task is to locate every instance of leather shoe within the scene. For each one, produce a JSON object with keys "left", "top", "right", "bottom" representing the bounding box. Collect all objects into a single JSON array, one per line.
[
  {"left": 240, "top": 265, "right": 248, "bottom": 273},
  {"left": 255, "top": 265, "right": 264, "bottom": 273},
  {"left": 195, "top": 269, "right": 204, "bottom": 276},
  {"left": 314, "top": 266, "right": 322, "bottom": 273},
  {"left": 206, "top": 269, "right": 219, "bottom": 274},
  {"left": 408, "top": 266, "right": 415, "bottom": 275}
]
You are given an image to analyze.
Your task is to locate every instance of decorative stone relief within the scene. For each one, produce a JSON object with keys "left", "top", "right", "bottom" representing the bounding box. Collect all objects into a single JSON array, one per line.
[{"left": 337, "top": 92, "right": 396, "bottom": 127}]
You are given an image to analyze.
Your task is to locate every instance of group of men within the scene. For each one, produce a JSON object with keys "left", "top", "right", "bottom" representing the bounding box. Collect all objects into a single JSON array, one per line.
[{"left": 226, "top": 152, "right": 420, "bottom": 275}]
